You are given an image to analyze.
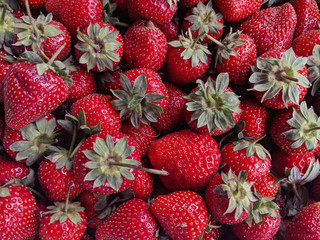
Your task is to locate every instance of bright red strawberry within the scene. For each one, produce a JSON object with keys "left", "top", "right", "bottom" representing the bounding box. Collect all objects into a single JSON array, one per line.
[
  {"left": 286, "top": 202, "right": 320, "bottom": 240},
  {"left": 127, "top": 0, "right": 177, "bottom": 24},
  {"left": 249, "top": 48, "right": 309, "bottom": 109},
  {"left": 18, "top": 0, "right": 46, "bottom": 9},
  {"left": 0, "top": 184, "right": 37, "bottom": 239},
  {"left": 156, "top": 18, "right": 179, "bottom": 42},
  {"left": 73, "top": 131, "right": 141, "bottom": 195},
  {"left": 202, "top": 215, "right": 225, "bottom": 240},
  {"left": 110, "top": 68, "right": 168, "bottom": 129},
  {"left": 39, "top": 199, "right": 87, "bottom": 240},
  {"left": 167, "top": 30, "right": 211, "bottom": 86},
  {"left": 0, "top": 154, "right": 30, "bottom": 185},
  {"left": 123, "top": 20, "right": 167, "bottom": 71},
  {"left": 0, "top": 51, "right": 12, "bottom": 102},
  {"left": 150, "top": 190, "right": 208, "bottom": 240},
  {"left": 131, "top": 169, "right": 154, "bottom": 200},
  {"left": 96, "top": 198, "right": 158, "bottom": 239},
  {"left": 238, "top": 3, "right": 297, "bottom": 56},
  {"left": 213, "top": 0, "right": 262, "bottom": 23},
  {"left": 182, "top": 1, "right": 224, "bottom": 45},
  {"left": 292, "top": 29, "right": 320, "bottom": 57},
  {"left": 255, "top": 174, "right": 279, "bottom": 198},
  {"left": 45, "top": 0, "right": 103, "bottom": 40},
  {"left": 184, "top": 74, "right": 242, "bottom": 136},
  {"left": 291, "top": 0, "right": 320, "bottom": 38},
  {"left": 70, "top": 93, "right": 121, "bottom": 133},
  {"left": 148, "top": 129, "right": 221, "bottom": 191},
  {"left": 3, "top": 61, "right": 68, "bottom": 130}
]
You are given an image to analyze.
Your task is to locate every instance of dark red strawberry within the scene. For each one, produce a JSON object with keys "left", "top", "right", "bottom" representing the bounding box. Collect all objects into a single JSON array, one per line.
[
  {"left": 179, "top": 0, "right": 208, "bottom": 9},
  {"left": 156, "top": 18, "right": 179, "bottom": 42}
]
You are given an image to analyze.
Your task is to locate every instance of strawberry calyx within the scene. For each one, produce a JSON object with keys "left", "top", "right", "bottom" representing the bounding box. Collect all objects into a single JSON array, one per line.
[
  {"left": 46, "top": 146, "right": 73, "bottom": 171},
  {"left": 213, "top": 169, "right": 257, "bottom": 221},
  {"left": 75, "top": 22, "right": 122, "bottom": 72},
  {"left": 307, "top": 44, "right": 320, "bottom": 95},
  {"left": 0, "top": 186, "right": 10, "bottom": 197},
  {"left": 111, "top": 73, "right": 166, "bottom": 129},
  {"left": 169, "top": 29, "right": 211, "bottom": 68},
  {"left": 232, "top": 137, "right": 271, "bottom": 160},
  {"left": 249, "top": 48, "right": 310, "bottom": 107},
  {"left": 102, "top": 0, "right": 128, "bottom": 27},
  {"left": 185, "top": 73, "right": 241, "bottom": 134},
  {"left": 0, "top": 5, "right": 17, "bottom": 47},
  {"left": 283, "top": 101, "right": 320, "bottom": 152},
  {"left": 166, "top": 0, "right": 178, "bottom": 8}
]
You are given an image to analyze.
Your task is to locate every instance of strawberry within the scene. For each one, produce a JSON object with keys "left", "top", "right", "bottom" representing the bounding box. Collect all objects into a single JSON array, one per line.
[
  {"left": 0, "top": 51, "right": 12, "bottom": 102},
  {"left": 18, "top": 0, "right": 46, "bottom": 9},
  {"left": 69, "top": 93, "right": 121, "bottom": 133},
  {"left": 148, "top": 129, "right": 221, "bottom": 191},
  {"left": 156, "top": 18, "right": 179, "bottom": 42},
  {"left": 131, "top": 169, "right": 154, "bottom": 200},
  {"left": 127, "top": 0, "right": 177, "bottom": 24},
  {"left": 73, "top": 131, "right": 141, "bottom": 195},
  {"left": 238, "top": 3, "right": 297, "bottom": 56},
  {"left": 110, "top": 68, "right": 168, "bottom": 129},
  {"left": 181, "top": 1, "right": 224, "bottom": 45},
  {"left": 45, "top": 0, "right": 103, "bottom": 40},
  {"left": 97, "top": 67, "right": 123, "bottom": 96},
  {"left": 202, "top": 215, "right": 225, "bottom": 240},
  {"left": 213, "top": 0, "right": 262, "bottom": 23},
  {"left": 205, "top": 170, "right": 256, "bottom": 225},
  {"left": 290, "top": 0, "right": 320, "bottom": 38},
  {"left": 310, "top": 175, "right": 320, "bottom": 201},
  {"left": 286, "top": 202, "right": 320, "bottom": 240},
  {"left": 96, "top": 198, "right": 158, "bottom": 240},
  {"left": 150, "top": 190, "right": 208, "bottom": 240},
  {"left": 167, "top": 30, "right": 211, "bottom": 86},
  {"left": 255, "top": 174, "right": 280, "bottom": 198},
  {"left": 0, "top": 184, "right": 37, "bottom": 239},
  {"left": 179, "top": 0, "right": 209, "bottom": 9},
  {"left": 123, "top": 20, "right": 167, "bottom": 71},
  {"left": 249, "top": 48, "right": 309, "bottom": 109},
  {"left": 184, "top": 73, "right": 242, "bottom": 136},
  {"left": 292, "top": 30, "right": 320, "bottom": 57}
]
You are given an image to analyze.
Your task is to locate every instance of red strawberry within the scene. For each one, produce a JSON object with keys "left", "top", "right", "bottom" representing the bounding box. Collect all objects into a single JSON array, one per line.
[
  {"left": 18, "top": 0, "right": 46, "bottom": 9},
  {"left": 123, "top": 20, "right": 167, "bottom": 71},
  {"left": 290, "top": 0, "right": 320, "bottom": 38},
  {"left": 0, "top": 154, "right": 30, "bottom": 185},
  {"left": 255, "top": 174, "right": 280, "bottom": 198},
  {"left": 148, "top": 129, "right": 221, "bottom": 191},
  {"left": 238, "top": 3, "right": 297, "bottom": 56},
  {"left": 249, "top": 48, "right": 309, "bottom": 109},
  {"left": 292, "top": 29, "right": 320, "bottom": 57},
  {"left": 286, "top": 202, "right": 320, "bottom": 240},
  {"left": 73, "top": 131, "right": 141, "bottom": 195},
  {"left": 156, "top": 18, "right": 179, "bottom": 42},
  {"left": 45, "top": 0, "right": 103, "bottom": 40},
  {"left": 0, "top": 184, "right": 37, "bottom": 239},
  {"left": 179, "top": 0, "right": 209, "bottom": 9},
  {"left": 131, "top": 169, "right": 154, "bottom": 200},
  {"left": 98, "top": 67, "right": 123, "bottom": 96},
  {"left": 213, "top": 0, "right": 262, "bottom": 23},
  {"left": 150, "top": 190, "right": 208, "bottom": 240},
  {"left": 202, "top": 215, "right": 225, "bottom": 240},
  {"left": 0, "top": 51, "right": 12, "bottom": 102}
]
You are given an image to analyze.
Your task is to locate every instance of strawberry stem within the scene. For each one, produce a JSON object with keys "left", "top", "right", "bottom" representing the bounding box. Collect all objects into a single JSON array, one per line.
[
  {"left": 292, "top": 183, "right": 302, "bottom": 202},
  {"left": 203, "top": 10, "right": 212, "bottom": 23},
  {"left": 69, "top": 138, "right": 86, "bottom": 160},
  {"left": 191, "top": 32, "right": 205, "bottom": 49},
  {"left": 25, "top": 0, "right": 41, "bottom": 39},
  {"left": 206, "top": 34, "right": 224, "bottom": 48},
  {"left": 115, "top": 21, "right": 129, "bottom": 28},
  {"left": 67, "top": 124, "right": 78, "bottom": 158},
  {"left": 109, "top": 162, "right": 169, "bottom": 176},
  {"left": 77, "top": 30, "right": 100, "bottom": 50},
  {"left": 47, "top": 43, "right": 66, "bottom": 66},
  {"left": 0, "top": 0, "right": 13, "bottom": 12},
  {"left": 0, "top": 5, "right": 6, "bottom": 24},
  {"left": 64, "top": 182, "right": 73, "bottom": 213}
]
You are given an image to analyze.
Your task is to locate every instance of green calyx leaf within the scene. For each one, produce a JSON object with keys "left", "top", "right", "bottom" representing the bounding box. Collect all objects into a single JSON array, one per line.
[
  {"left": 111, "top": 73, "right": 165, "bottom": 129},
  {"left": 249, "top": 48, "right": 311, "bottom": 107},
  {"left": 282, "top": 101, "right": 320, "bottom": 152},
  {"left": 46, "top": 146, "right": 73, "bottom": 171},
  {"left": 184, "top": 73, "right": 241, "bottom": 134},
  {"left": 0, "top": 187, "right": 11, "bottom": 197},
  {"left": 232, "top": 138, "right": 271, "bottom": 160},
  {"left": 9, "top": 117, "right": 58, "bottom": 166},
  {"left": 75, "top": 22, "right": 122, "bottom": 72},
  {"left": 213, "top": 169, "right": 256, "bottom": 221},
  {"left": 307, "top": 44, "right": 320, "bottom": 96},
  {"left": 82, "top": 134, "right": 139, "bottom": 191},
  {"left": 166, "top": 0, "right": 178, "bottom": 8},
  {"left": 0, "top": 7, "right": 16, "bottom": 47}
]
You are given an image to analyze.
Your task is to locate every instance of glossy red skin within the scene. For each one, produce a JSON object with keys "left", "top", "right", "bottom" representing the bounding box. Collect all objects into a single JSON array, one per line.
[
  {"left": 150, "top": 190, "right": 208, "bottom": 240},
  {"left": 35, "top": 199, "right": 49, "bottom": 230},
  {"left": 39, "top": 209, "right": 87, "bottom": 240},
  {"left": 148, "top": 129, "right": 221, "bottom": 191},
  {"left": 66, "top": 67, "right": 97, "bottom": 104},
  {"left": 205, "top": 174, "right": 250, "bottom": 224},
  {"left": 0, "top": 51, "right": 12, "bottom": 102},
  {"left": 232, "top": 210, "right": 281, "bottom": 240},
  {"left": 45, "top": 0, "right": 103, "bottom": 40},
  {"left": 70, "top": 93, "right": 121, "bottom": 133},
  {"left": 286, "top": 202, "right": 320, "bottom": 240},
  {"left": 73, "top": 131, "right": 141, "bottom": 195},
  {"left": 213, "top": 0, "right": 262, "bottom": 23},
  {"left": 18, "top": 0, "right": 46, "bottom": 9},
  {"left": 75, "top": 22, "right": 123, "bottom": 72},
  {"left": 252, "top": 49, "right": 308, "bottom": 109},
  {"left": 291, "top": 0, "right": 320, "bottom": 38},
  {"left": 179, "top": 0, "right": 209, "bottom": 9},
  {"left": 221, "top": 143, "right": 271, "bottom": 183},
  {"left": 216, "top": 34, "right": 256, "bottom": 85},
  {"left": 96, "top": 199, "right": 158, "bottom": 240},
  {"left": 292, "top": 29, "right": 320, "bottom": 57},
  {"left": 0, "top": 154, "right": 29, "bottom": 185},
  {"left": 182, "top": 9, "right": 224, "bottom": 45},
  {"left": 152, "top": 82, "right": 187, "bottom": 133},
  {"left": 120, "top": 121, "right": 157, "bottom": 157},
  {"left": 167, "top": 45, "right": 211, "bottom": 86},
  {"left": 238, "top": 3, "right": 297, "bottom": 56},
  {"left": 131, "top": 170, "right": 154, "bottom": 200},
  {"left": 127, "top": 0, "right": 177, "bottom": 24},
  {"left": 123, "top": 20, "right": 168, "bottom": 71},
  {"left": 38, "top": 159, "right": 83, "bottom": 202},
  {"left": 240, "top": 98, "right": 270, "bottom": 139},
  {"left": 202, "top": 215, "right": 225, "bottom": 240},
  {"left": 156, "top": 19, "right": 179, "bottom": 42},
  {"left": 3, "top": 61, "right": 68, "bottom": 130},
  {"left": 0, "top": 184, "right": 37, "bottom": 240},
  {"left": 255, "top": 174, "right": 279, "bottom": 198}
]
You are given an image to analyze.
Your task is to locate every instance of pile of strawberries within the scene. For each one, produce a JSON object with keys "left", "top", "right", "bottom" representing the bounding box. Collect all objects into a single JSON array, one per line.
[{"left": 2, "top": 0, "right": 320, "bottom": 239}]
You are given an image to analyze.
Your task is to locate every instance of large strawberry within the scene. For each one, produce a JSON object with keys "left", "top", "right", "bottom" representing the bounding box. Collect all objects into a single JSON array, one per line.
[
  {"left": 150, "top": 190, "right": 208, "bottom": 240},
  {"left": 238, "top": 3, "right": 297, "bottom": 56}
]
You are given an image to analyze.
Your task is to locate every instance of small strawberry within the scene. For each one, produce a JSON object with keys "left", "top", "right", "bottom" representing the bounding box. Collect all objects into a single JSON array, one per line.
[
  {"left": 96, "top": 198, "right": 158, "bottom": 239},
  {"left": 18, "top": 0, "right": 46, "bottom": 9},
  {"left": 150, "top": 190, "right": 208, "bottom": 240},
  {"left": 238, "top": 3, "right": 297, "bottom": 56},
  {"left": 131, "top": 169, "right": 154, "bottom": 200}
]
